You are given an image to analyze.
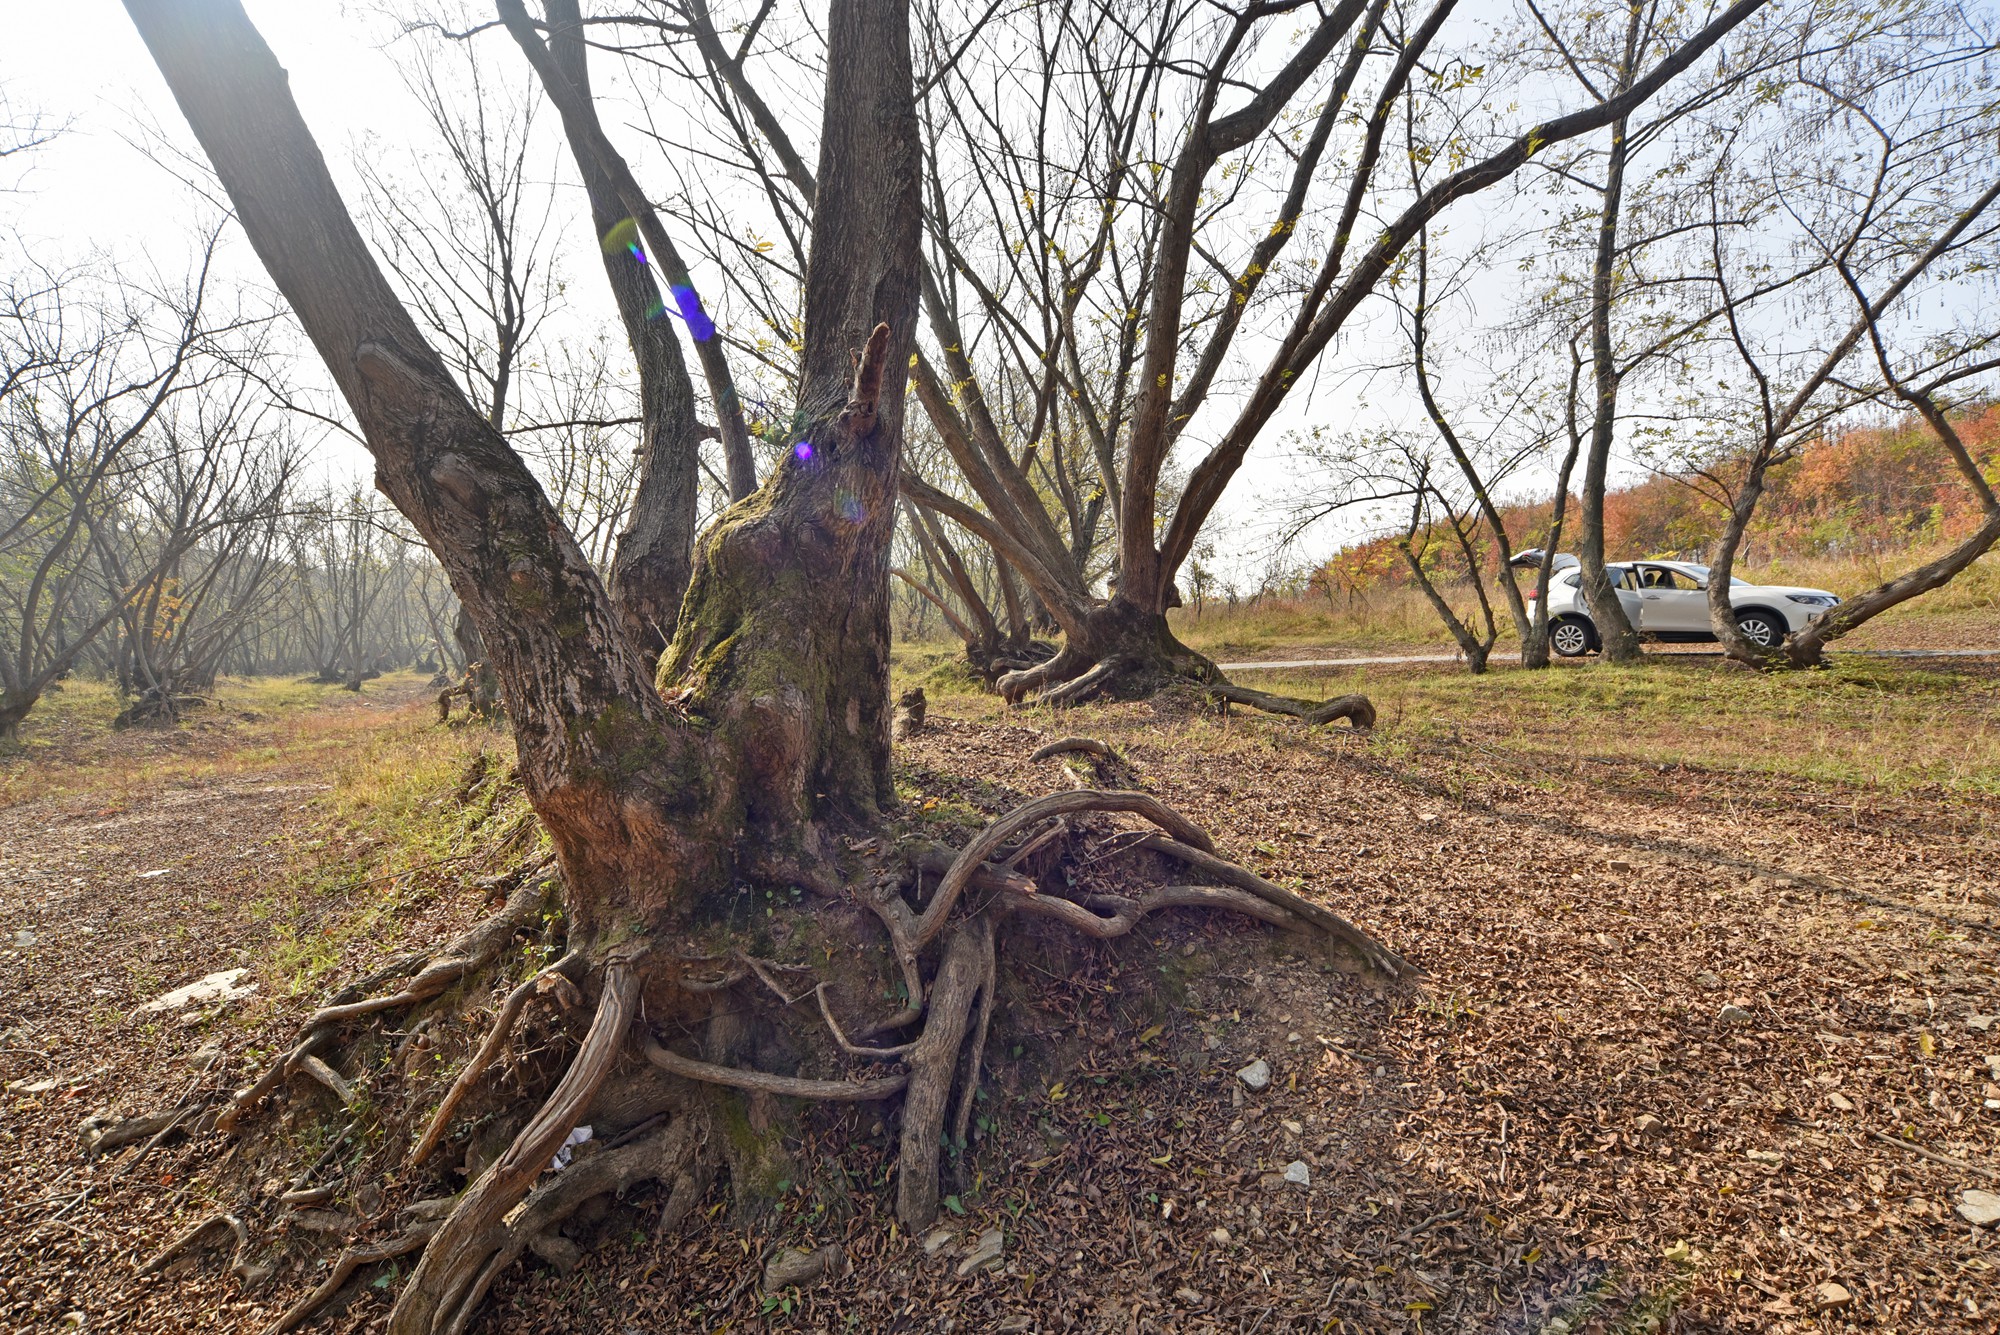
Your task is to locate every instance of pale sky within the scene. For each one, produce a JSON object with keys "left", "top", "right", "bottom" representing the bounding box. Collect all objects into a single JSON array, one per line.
[
  {"left": 6, "top": 1, "right": 1446, "bottom": 588},
  {"left": 13, "top": 2, "right": 1944, "bottom": 592}
]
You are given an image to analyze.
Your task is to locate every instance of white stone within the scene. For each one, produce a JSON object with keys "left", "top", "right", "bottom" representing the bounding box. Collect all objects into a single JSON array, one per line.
[
  {"left": 1282, "top": 1160, "right": 1310, "bottom": 1187},
  {"left": 1956, "top": 1189, "right": 2000, "bottom": 1226},
  {"left": 135, "top": 969, "right": 256, "bottom": 1015},
  {"left": 1236, "top": 1059, "right": 1271, "bottom": 1092}
]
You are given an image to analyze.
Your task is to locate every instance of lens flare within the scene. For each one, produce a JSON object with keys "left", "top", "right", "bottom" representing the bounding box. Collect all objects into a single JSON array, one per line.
[
  {"left": 669, "top": 284, "right": 717, "bottom": 342},
  {"left": 793, "top": 441, "right": 814, "bottom": 463},
  {"left": 600, "top": 217, "right": 641, "bottom": 256}
]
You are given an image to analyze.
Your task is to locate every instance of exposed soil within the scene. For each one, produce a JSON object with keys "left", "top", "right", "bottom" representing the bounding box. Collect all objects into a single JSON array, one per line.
[{"left": 2, "top": 673, "right": 1996, "bottom": 1333}]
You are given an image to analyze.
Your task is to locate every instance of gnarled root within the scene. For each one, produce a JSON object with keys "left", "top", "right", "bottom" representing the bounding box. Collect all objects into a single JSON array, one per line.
[
  {"left": 896, "top": 915, "right": 995, "bottom": 1227},
  {"left": 306, "top": 882, "right": 545, "bottom": 1029},
  {"left": 1136, "top": 834, "right": 1412, "bottom": 977},
  {"left": 916, "top": 789, "right": 1213, "bottom": 949},
  {"left": 218, "top": 884, "right": 547, "bottom": 1134},
  {"left": 409, "top": 950, "right": 583, "bottom": 1166},
  {"left": 1029, "top": 735, "right": 1137, "bottom": 789},
  {"left": 420, "top": 1111, "right": 705, "bottom": 1335},
  {"left": 265, "top": 1222, "right": 440, "bottom": 1335},
  {"left": 1209, "top": 680, "right": 1375, "bottom": 729},
  {"left": 640, "top": 1034, "right": 910, "bottom": 1102},
  {"left": 1031, "top": 657, "right": 1124, "bottom": 707},
  {"left": 139, "top": 1210, "right": 258, "bottom": 1287},
  {"left": 385, "top": 957, "right": 638, "bottom": 1335},
  {"left": 996, "top": 645, "right": 1094, "bottom": 703},
  {"left": 1028, "top": 736, "right": 1119, "bottom": 763}
]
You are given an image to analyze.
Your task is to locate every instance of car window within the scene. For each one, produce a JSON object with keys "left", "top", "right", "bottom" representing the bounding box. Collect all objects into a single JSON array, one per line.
[
  {"left": 1637, "top": 565, "right": 1686, "bottom": 590},
  {"left": 1558, "top": 570, "right": 1580, "bottom": 587},
  {"left": 1608, "top": 567, "right": 1635, "bottom": 590}
]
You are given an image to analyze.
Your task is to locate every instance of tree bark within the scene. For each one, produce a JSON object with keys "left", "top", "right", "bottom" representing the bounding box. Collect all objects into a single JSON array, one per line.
[
  {"left": 121, "top": 0, "right": 917, "bottom": 921},
  {"left": 1575, "top": 106, "right": 1642, "bottom": 664},
  {"left": 535, "top": 0, "right": 704, "bottom": 657}
]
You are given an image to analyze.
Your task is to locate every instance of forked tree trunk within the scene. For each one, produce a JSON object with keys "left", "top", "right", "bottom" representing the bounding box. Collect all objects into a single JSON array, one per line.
[
  {"left": 126, "top": 0, "right": 917, "bottom": 919},
  {"left": 120, "top": 12, "right": 1413, "bottom": 1335},
  {"left": 125, "top": 2, "right": 919, "bottom": 1330}
]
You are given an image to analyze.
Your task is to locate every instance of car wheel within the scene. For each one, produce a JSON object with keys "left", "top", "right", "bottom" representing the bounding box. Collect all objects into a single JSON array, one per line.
[
  {"left": 1549, "top": 619, "right": 1594, "bottom": 658},
  {"left": 1735, "top": 610, "right": 1784, "bottom": 649}
]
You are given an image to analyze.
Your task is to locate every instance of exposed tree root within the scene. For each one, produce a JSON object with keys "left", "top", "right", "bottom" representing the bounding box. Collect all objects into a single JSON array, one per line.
[
  {"left": 306, "top": 882, "right": 544, "bottom": 1029},
  {"left": 215, "top": 887, "right": 545, "bottom": 1135},
  {"left": 896, "top": 915, "right": 994, "bottom": 1227},
  {"left": 265, "top": 1221, "right": 441, "bottom": 1335},
  {"left": 1030, "top": 657, "right": 1124, "bottom": 707},
  {"left": 1028, "top": 736, "right": 1119, "bottom": 763},
  {"left": 386, "top": 957, "right": 638, "bottom": 1335},
  {"left": 996, "top": 622, "right": 1374, "bottom": 730},
  {"left": 409, "top": 950, "right": 583, "bottom": 1167},
  {"left": 1012, "top": 881, "right": 1304, "bottom": 938},
  {"left": 640, "top": 1033, "right": 911, "bottom": 1101},
  {"left": 297, "top": 1054, "right": 357, "bottom": 1107},
  {"left": 916, "top": 789, "right": 1214, "bottom": 947},
  {"left": 139, "top": 1210, "right": 257, "bottom": 1287},
  {"left": 119, "top": 787, "right": 1413, "bottom": 1330},
  {"left": 423, "top": 1112, "right": 708, "bottom": 1335},
  {"left": 1208, "top": 680, "right": 1376, "bottom": 729},
  {"left": 996, "top": 645, "right": 1093, "bottom": 703},
  {"left": 1136, "top": 833, "right": 1413, "bottom": 976}
]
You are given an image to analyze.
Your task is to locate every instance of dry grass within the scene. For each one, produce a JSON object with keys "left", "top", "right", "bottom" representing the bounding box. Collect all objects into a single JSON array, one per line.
[
  {"left": 898, "top": 646, "right": 2000, "bottom": 797},
  {"left": 0, "top": 672, "right": 438, "bottom": 811},
  {"left": 1159, "top": 545, "right": 2000, "bottom": 659},
  {"left": 1220, "top": 658, "right": 2000, "bottom": 797}
]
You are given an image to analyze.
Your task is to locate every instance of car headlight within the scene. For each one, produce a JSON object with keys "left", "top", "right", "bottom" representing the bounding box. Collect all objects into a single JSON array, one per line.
[{"left": 1786, "top": 593, "right": 1838, "bottom": 607}]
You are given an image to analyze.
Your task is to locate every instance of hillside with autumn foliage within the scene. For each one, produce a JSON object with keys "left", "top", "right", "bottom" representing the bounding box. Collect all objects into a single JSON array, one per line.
[{"left": 1320, "top": 406, "right": 2000, "bottom": 597}]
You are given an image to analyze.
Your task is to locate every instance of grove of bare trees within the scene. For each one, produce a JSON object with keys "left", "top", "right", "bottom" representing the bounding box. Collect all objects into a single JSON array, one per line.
[{"left": 0, "top": 0, "right": 1982, "bottom": 1330}]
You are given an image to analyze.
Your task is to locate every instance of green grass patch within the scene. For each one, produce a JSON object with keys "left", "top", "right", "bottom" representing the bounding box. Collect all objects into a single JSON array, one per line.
[{"left": 1226, "top": 656, "right": 2000, "bottom": 795}]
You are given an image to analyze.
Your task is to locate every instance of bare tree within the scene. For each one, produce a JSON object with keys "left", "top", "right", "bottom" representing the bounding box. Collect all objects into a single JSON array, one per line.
[
  {"left": 0, "top": 238, "right": 263, "bottom": 737},
  {"left": 117, "top": 8, "right": 1417, "bottom": 1332},
  {"left": 1684, "top": 11, "right": 2000, "bottom": 665},
  {"left": 94, "top": 374, "right": 299, "bottom": 719},
  {"left": 659, "top": 0, "right": 1767, "bottom": 708}
]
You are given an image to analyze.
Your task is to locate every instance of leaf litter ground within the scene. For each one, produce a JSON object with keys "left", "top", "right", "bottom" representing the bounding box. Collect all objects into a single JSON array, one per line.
[{"left": 0, "top": 664, "right": 1995, "bottom": 1333}]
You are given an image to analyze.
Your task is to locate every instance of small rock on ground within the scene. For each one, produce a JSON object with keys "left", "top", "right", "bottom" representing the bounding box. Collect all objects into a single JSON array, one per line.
[
  {"left": 763, "top": 1244, "right": 845, "bottom": 1291},
  {"left": 1956, "top": 1189, "right": 2000, "bottom": 1226},
  {"left": 956, "top": 1227, "right": 1004, "bottom": 1277},
  {"left": 1236, "top": 1058, "right": 1271, "bottom": 1091}
]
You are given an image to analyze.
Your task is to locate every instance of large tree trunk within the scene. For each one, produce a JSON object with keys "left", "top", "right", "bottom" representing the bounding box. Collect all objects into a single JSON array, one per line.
[
  {"left": 124, "top": 3, "right": 917, "bottom": 1323},
  {"left": 0, "top": 692, "right": 33, "bottom": 745},
  {"left": 120, "top": 10, "right": 1406, "bottom": 1335}
]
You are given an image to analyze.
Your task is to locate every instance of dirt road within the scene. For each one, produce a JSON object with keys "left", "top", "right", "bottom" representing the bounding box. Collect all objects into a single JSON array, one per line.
[{"left": 1219, "top": 646, "right": 2000, "bottom": 671}]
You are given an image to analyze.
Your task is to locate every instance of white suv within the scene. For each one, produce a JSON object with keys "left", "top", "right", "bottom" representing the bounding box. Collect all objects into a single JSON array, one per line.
[{"left": 1524, "top": 558, "right": 1841, "bottom": 657}]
